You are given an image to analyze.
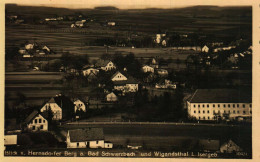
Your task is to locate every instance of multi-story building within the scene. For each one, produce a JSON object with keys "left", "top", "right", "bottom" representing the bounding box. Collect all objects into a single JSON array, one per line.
[{"left": 187, "top": 89, "right": 252, "bottom": 121}]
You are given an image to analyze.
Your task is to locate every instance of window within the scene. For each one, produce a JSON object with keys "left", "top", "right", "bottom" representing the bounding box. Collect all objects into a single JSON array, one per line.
[
  {"left": 243, "top": 111, "right": 246, "bottom": 114},
  {"left": 250, "top": 104, "right": 252, "bottom": 108},
  {"left": 32, "top": 126, "right": 35, "bottom": 130},
  {"left": 218, "top": 104, "right": 220, "bottom": 108},
  {"left": 207, "top": 104, "right": 209, "bottom": 108},
  {"left": 43, "top": 120, "right": 45, "bottom": 123},
  {"left": 228, "top": 104, "right": 230, "bottom": 108},
  {"left": 203, "top": 117, "right": 205, "bottom": 120},
  {"left": 40, "top": 125, "right": 43, "bottom": 129},
  {"left": 96, "top": 141, "right": 99, "bottom": 144},
  {"left": 35, "top": 119, "right": 37, "bottom": 123},
  {"left": 208, "top": 117, "right": 210, "bottom": 120},
  {"left": 198, "top": 111, "right": 200, "bottom": 113},
  {"left": 224, "top": 110, "right": 226, "bottom": 113},
  {"left": 203, "top": 110, "right": 205, "bottom": 114},
  {"left": 39, "top": 119, "right": 42, "bottom": 123},
  {"left": 198, "top": 105, "right": 200, "bottom": 108},
  {"left": 250, "top": 111, "right": 252, "bottom": 114},
  {"left": 243, "top": 104, "right": 245, "bottom": 108},
  {"left": 223, "top": 104, "right": 226, "bottom": 108},
  {"left": 202, "top": 104, "right": 205, "bottom": 108},
  {"left": 237, "top": 104, "right": 239, "bottom": 108},
  {"left": 233, "top": 110, "right": 235, "bottom": 114},
  {"left": 207, "top": 110, "right": 210, "bottom": 113},
  {"left": 194, "top": 111, "right": 196, "bottom": 113},
  {"left": 233, "top": 104, "right": 235, "bottom": 108},
  {"left": 213, "top": 104, "right": 215, "bottom": 108},
  {"left": 77, "top": 143, "right": 79, "bottom": 147},
  {"left": 237, "top": 111, "right": 240, "bottom": 113},
  {"left": 193, "top": 105, "right": 196, "bottom": 108}
]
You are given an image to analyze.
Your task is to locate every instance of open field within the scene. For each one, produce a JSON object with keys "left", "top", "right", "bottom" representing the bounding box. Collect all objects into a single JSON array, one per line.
[{"left": 61, "top": 123, "right": 251, "bottom": 151}]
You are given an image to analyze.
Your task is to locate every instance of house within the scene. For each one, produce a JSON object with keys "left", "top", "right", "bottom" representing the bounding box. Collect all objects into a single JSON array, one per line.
[
  {"left": 187, "top": 89, "right": 252, "bottom": 121},
  {"left": 202, "top": 45, "right": 209, "bottom": 53},
  {"left": 111, "top": 71, "right": 127, "bottom": 81},
  {"left": 162, "top": 40, "right": 167, "bottom": 46},
  {"left": 156, "top": 68, "right": 168, "bottom": 76},
  {"left": 107, "top": 22, "right": 116, "bottom": 26},
  {"left": 66, "top": 128, "right": 113, "bottom": 148},
  {"left": 82, "top": 67, "right": 99, "bottom": 76},
  {"left": 73, "top": 98, "right": 86, "bottom": 113},
  {"left": 106, "top": 92, "right": 118, "bottom": 102},
  {"left": 142, "top": 65, "right": 154, "bottom": 73},
  {"left": 75, "top": 21, "right": 84, "bottom": 27},
  {"left": 96, "top": 60, "right": 116, "bottom": 71},
  {"left": 24, "top": 110, "right": 48, "bottom": 132},
  {"left": 111, "top": 72, "right": 138, "bottom": 93},
  {"left": 155, "top": 79, "right": 176, "bottom": 89},
  {"left": 40, "top": 94, "right": 74, "bottom": 120},
  {"left": 25, "top": 43, "right": 35, "bottom": 50},
  {"left": 198, "top": 139, "right": 220, "bottom": 152},
  {"left": 220, "top": 139, "right": 243, "bottom": 153},
  {"left": 42, "top": 45, "right": 51, "bottom": 52}
]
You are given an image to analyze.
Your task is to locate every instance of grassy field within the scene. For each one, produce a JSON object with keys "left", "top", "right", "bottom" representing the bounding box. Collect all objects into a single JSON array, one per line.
[{"left": 5, "top": 71, "right": 64, "bottom": 107}]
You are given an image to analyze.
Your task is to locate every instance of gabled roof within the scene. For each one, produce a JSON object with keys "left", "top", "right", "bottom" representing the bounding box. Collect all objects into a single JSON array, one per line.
[
  {"left": 95, "top": 60, "right": 113, "bottom": 67},
  {"left": 46, "top": 94, "right": 74, "bottom": 109},
  {"left": 24, "top": 110, "right": 47, "bottom": 124},
  {"left": 111, "top": 71, "right": 127, "bottom": 80},
  {"left": 68, "top": 128, "right": 104, "bottom": 142},
  {"left": 189, "top": 89, "right": 252, "bottom": 103}
]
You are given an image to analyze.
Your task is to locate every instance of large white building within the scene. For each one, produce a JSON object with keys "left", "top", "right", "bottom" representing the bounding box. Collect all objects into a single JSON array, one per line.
[
  {"left": 24, "top": 110, "right": 48, "bottom": 131},
  {"left": 187, "top": 89, "right": 252, "bottom": 121}
]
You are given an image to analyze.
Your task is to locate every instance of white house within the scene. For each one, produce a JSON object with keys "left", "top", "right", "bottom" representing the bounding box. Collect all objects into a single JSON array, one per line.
[
  {"left": 107, "top": 22, "right": 116, "bottom": 26},
  {"left": 111, "top": 71, "right": 127, "bottom": 81},
  {"left": 106, "top": 92, "right": 118, "bottom": 102},
  {"left": 40, "top": 94, "right": 74, "bottom": 120},
  {"left": 220, "top": 140, "right": 242, "bottom": 153},
  {"left": 187, "top": 89, "right": 252, "bottom": 121},
  {"left": 142, "top": 65, "right": 154, "bottom": 73},
  {"left": 66, "top": 128, "right": 113, "bottom": 148},
  {"left": 96, "top": 60, "right": 116, "bottom": 71},
  {"left": 82, "top": 67, "right": 99, "bottom": 76},
  {"left": 25, "top": 43, "right": 35, "bottom": 50},
  {"left": 24, "top": 110, "right": 48, "bottom": 132},
  {"left": 73, "top": 98, "right": 86, "bottom": 112},
  {"left": 202, "top": 45, "right": 209, "bottom": 53}
]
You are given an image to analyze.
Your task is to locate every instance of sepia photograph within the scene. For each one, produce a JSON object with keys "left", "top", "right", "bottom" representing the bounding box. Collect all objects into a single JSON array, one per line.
[{"left": 3, "top": 0, "right": 255, "bottom": 159}]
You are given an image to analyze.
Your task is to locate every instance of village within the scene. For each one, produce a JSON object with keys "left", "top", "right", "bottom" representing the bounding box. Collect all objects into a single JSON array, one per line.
[{"left": 4, "top": 4, "right": 252, "bottom": 158}]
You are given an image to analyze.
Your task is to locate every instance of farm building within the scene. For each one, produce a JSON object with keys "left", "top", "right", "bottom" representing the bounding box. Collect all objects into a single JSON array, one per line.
[
  {"left": 187, "top": 89, "right": 252, "bottom": 121},
  {"left": 24, "top": 110, "right": 48, "bottom": 132},
  {"left": 40, "top": 94, "right": 74, "bottom": 120},
  {"left": 66, "top": 128, "right": 113, "bottom": 148},
  {"left": 111, "top": 72, "right": 138, "bottom": 93},
  {"left": 220, "top": 139, "right": 242, "bottom": 153}
]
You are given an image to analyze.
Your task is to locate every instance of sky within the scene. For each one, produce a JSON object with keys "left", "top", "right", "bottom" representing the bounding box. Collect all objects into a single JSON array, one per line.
[{"left": 3, "top": 0, "right": 253, "bottom": 9}]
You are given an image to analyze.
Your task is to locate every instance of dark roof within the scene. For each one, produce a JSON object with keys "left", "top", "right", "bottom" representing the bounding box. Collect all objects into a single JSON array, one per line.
[
  {"left": 199, "top": 139, "right": 220, "bottom": 151},
  {"left": 47, "top": 94, "right": 74, "bottom": 109},
  {"left": 189, "top": 89, "right": 252, "bottom": 103},
  {"left": 68, "top": 128, "right": 104, "bottom": 142},
  {"left": 24, "top": 110, "right": 47, "bottom": 124},
  {"left": 113, "top": 77, "right": 138, "bottom": 85},
  {"left": 95, "top": 60, "right": 112, "bottom": 67}
]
